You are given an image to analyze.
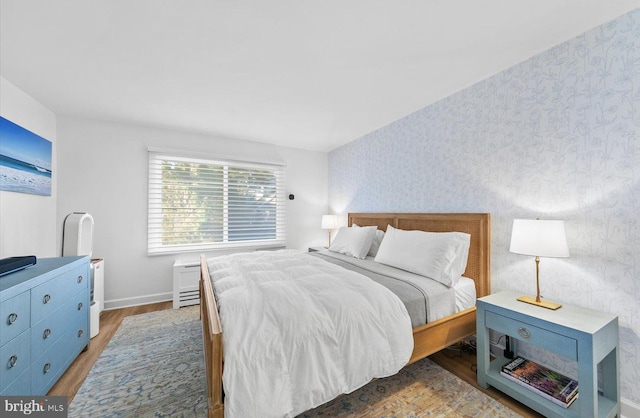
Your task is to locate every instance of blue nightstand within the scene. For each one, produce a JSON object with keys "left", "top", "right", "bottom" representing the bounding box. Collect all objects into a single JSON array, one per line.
[{"left": 476, "top": 291, "right": 619, "bottom": 418}]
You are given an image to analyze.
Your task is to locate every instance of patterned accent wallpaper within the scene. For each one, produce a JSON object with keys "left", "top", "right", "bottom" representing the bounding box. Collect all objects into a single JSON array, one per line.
[{"left": 329, "top": 10, "right": 640, "bottom": 403}]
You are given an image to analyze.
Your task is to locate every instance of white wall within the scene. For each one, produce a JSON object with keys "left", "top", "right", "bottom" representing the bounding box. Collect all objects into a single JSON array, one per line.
[
  {"left": 57, "top": 116, "right": 328, "bottom": 309},
  {"left": 0, "top": 76, "right": 57, "bottom": 258}
]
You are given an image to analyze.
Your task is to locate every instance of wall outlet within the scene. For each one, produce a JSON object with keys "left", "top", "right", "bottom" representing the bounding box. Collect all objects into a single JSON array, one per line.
[{"left": 490, "top": 342, "right": 506, "bottom": 358}]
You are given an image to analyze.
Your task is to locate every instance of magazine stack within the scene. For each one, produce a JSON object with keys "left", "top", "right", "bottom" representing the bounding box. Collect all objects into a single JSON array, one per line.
[{"left": 500, "top": 357, "right": 579, "bottom": 408}]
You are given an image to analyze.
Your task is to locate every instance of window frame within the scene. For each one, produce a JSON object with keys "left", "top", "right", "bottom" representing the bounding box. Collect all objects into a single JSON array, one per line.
[{"left": 148, "top": 149, "right": 287, "bottom": 255}]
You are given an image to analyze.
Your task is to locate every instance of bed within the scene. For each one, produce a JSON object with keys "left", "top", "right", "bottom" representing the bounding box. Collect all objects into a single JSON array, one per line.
[{"left": 199, "top": 212, "right": 491, "bottom": 418}]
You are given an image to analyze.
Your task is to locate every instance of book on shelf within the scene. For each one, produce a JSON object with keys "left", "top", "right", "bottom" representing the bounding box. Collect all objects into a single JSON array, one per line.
[{"left": 500, "top": 356, "right": 578, "bottom": 409}]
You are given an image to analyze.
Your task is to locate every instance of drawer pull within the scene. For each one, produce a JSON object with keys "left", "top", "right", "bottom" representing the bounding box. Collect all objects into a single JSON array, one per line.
[
  {"left": 518, "top": 327, "right": 531, "bottom": 339},
  {"left": 43, "top": 362, "right": 51, "bottom": 374},
  {"left": 77, "top": 329, "right": 84, "bottom": 338},
  {"left": 43, "top": 328, "right": 52, "bottom": 339},
  {"left": 7, "top": 313, "right": 18, "bottom": 325},
  {"left": 43, "top": 294, "right": 51, "bottom": 304},
  {"left": 77, "top": 275, "right": 83, "bottom": 284},
  {"left": 78, "top": 302, "right": 83, "bottom": 311},
  {"left": 8, "top": 355, "right": 18, "bottom": 368}
]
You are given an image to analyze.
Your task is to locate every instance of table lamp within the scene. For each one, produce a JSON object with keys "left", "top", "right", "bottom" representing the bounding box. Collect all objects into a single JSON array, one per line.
[
  {"left": 509, "top": 219, "right": 569, "bottom": 310},
  {"left": 321, "top": 215, "right": 339, "bottom": 248}
]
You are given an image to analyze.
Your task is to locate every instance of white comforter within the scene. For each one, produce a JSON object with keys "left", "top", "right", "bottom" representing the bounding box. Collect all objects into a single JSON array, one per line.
[{"left": 208, "top": 249, "right": 413, "bottom": 418}]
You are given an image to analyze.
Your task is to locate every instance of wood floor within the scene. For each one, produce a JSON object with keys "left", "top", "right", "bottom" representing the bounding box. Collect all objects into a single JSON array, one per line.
[{"left": 50, "top": 303, "right": 541, "bottom": 417}]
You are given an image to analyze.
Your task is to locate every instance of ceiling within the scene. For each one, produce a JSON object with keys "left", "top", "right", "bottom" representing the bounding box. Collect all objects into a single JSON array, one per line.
[{"left": 1, "top": 1, "right": 637, "bottom": 152}]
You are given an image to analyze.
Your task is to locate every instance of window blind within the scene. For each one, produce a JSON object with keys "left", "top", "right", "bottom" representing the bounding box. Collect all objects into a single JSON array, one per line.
[{"left": 148, "top": 151, "right": 286, "bottom": 254}]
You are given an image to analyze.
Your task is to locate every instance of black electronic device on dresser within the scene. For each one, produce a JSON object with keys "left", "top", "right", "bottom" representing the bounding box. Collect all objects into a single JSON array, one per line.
[{"left": 0, "top": 256, "right": 37, "bottom": 277}]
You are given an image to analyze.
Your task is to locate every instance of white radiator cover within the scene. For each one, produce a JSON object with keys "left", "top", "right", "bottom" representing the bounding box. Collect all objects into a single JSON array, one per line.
[{"left": 173, "top": 260, "right": 200, "bottom": 309}]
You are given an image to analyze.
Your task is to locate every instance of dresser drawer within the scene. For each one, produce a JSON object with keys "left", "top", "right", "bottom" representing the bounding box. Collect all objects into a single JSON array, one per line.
[
  {"left": 485, "top": 310, "right": 577, "bottom": 360},
  {"left": 0, "top": 291, "right": 31, "bottom": 346},
  {"left": 31, "top": 306, "right": 66, "bottom": 361},
  {"left": 30, "top": 264, "right": 88, "bottom": 325},
  {"left": 31, "top": 343, "right": 65, "bottom": 395},
  {"left": 0, "top": 330, "right": 31, "bottom": 392},
  {"left": 31, "top": 313, "right": 89, "bottom": 395},
  {"left": 67, "top": 312, "right": 90, "bottom": 362},
  {"left": 65, "top": 290, "right": 89, "bottom": 333},
  {"left": 31, "top": 289, "right": 88, "bottom": 360},
  {"left": 1, "top": 367, "right": 31, "bottom": 395}
]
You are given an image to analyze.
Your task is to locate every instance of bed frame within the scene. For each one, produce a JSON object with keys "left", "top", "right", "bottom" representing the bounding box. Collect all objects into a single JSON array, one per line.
[{"left": 200, "top": 212, "right": 491, "bottom": 418}]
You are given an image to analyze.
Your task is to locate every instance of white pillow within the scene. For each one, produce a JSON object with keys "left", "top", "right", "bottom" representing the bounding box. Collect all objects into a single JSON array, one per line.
[
  {"left": 374, "top": 225, "right": 471, "bottom": 287},
  {"left": 329, "top": 226, "right": 377, "bottom": 259},
  {"left": 353, "top": 224, "right": 385, "bottom": 257}
]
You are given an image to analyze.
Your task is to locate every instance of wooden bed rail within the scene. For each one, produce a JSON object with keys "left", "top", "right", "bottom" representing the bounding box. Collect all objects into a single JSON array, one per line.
[
  {"left": 408, "top": 307, "right": 477, "bottom": 364},
  {"left": 200, "top": 255, "right": 224, "bottom": 418}
]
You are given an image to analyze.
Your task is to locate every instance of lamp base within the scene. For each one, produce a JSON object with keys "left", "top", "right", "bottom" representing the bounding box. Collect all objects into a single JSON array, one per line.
[{"left": 517, "top": 295, "right": 562, "bottom": 310}]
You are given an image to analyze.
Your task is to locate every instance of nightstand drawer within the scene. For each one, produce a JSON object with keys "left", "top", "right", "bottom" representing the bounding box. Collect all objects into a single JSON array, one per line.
[{"left": 485, "top": 311, "right": 577, "bottom": 360}]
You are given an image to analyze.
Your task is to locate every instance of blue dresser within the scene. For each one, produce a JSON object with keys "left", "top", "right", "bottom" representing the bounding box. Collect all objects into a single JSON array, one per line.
[{"left": 0, "top": 256, "right": 90, "bottom": 395}]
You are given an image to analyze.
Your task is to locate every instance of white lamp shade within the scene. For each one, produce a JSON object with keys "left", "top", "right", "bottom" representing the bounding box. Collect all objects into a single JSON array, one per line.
[
  {"left": 321, "top": 215, "right": 339, "bottom": 229},
  {"left": 509, "top": 219, "right": 570, "bottom": 258}
]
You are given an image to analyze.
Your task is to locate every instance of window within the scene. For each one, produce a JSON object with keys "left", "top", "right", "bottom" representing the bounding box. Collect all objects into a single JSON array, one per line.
[{"left": 148, "top": 150, "right": 286, "bottom": 254}]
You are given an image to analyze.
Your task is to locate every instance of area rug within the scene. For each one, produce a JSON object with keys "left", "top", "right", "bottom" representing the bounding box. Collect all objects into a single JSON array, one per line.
[
  {"left": 71, "top": 307, "right": 520, "bottom": 418},
  {"left": 301, "top": 359, "right": 521, "bottom": 418},
  {"left": 69, "top": 306, "right": 207, "bottom": 418}
]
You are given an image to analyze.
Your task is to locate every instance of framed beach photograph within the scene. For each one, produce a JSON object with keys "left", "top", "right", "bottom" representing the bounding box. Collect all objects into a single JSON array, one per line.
[{"left": 0, "top": 116, "right": 52, "bottom": 196}]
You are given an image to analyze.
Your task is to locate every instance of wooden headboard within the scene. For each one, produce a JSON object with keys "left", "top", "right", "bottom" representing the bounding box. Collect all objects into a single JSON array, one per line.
[{"left": 348, "top": 213, "right": 491, "bottom": 298}]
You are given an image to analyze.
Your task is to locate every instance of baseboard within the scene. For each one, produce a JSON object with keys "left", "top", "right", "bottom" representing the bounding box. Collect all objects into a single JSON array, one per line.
[
  {"left": 622, "top": 397, "right": 640, "bottom": 418},
  {"left": 104, "top": 292, "right": 172, "bottom": 311}
]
